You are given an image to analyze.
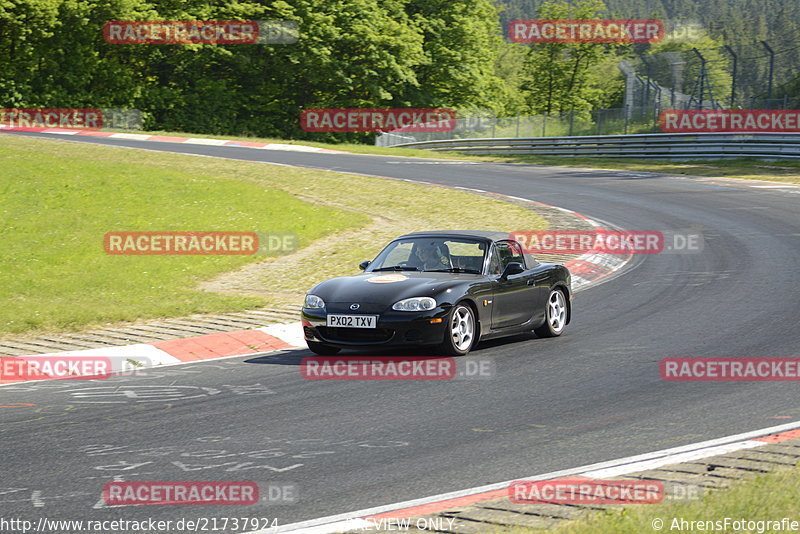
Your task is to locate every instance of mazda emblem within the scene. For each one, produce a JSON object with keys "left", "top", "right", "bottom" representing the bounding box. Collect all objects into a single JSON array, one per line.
[{"left": 350, "top": 303, "right": 360, "bottom": 310}]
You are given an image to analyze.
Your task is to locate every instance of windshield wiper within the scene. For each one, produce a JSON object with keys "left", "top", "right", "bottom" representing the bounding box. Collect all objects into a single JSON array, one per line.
[
  {"left": 372, "top": 266, "right": 420, "bottom": 271},
  {"left": 426, "top": 268, "right": 481, "bottom": 274}
]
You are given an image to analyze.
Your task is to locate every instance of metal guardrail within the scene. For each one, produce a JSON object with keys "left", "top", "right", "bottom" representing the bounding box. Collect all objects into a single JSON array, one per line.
[{"left": 386, "top": 132, "right": 800, "bottom": 160}]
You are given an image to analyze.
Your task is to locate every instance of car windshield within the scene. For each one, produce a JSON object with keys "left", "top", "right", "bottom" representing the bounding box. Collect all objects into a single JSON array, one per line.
[{"left": 369, "top": 237, "right": 486, "bottom": 274}]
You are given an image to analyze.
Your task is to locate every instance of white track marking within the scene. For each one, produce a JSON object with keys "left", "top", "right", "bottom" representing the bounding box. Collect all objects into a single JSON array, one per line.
[
  {"left": 184, "top": 138, "right": 229, "bottom": 145},
  {"left": 257, "top": 420, "right": 800, "bottom": 534}
]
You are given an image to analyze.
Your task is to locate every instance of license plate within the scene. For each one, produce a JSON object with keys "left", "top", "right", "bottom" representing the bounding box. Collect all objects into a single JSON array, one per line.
[{"left": 327, "top": 314, "right": 378, "bottom": 328}]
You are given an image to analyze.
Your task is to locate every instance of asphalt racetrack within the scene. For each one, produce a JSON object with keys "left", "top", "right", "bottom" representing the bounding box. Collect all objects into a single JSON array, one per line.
[{"left": 3, "top": 131, "right": 800, "bottom": 528}]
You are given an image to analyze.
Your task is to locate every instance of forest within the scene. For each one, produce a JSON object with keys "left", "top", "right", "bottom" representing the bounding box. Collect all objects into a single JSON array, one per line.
[{"left": 1, "top": 0, "right": 796, "bottom": 140}]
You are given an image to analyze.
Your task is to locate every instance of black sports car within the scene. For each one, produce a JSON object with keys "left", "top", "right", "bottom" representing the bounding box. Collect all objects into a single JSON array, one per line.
[{"left": 301, "top": 231, "right": 572, "bottom": 356}]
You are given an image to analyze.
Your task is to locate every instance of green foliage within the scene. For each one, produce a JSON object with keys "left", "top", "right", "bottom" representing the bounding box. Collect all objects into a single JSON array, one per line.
[
  {"left": 645, "top": 28, "right": 732, "bottom": 107},
  {"left": 3, "top": 0, "right": 794, "bottom": 140},
  {"left": 583, "top": 54, "right": 626, "bottom": 109},
  {"left": 0, "top": 0, "right": 509, "bottom": 140},
  {"left": 494, "top": 42, "right": 530, "bottom": 115},
  {"left": 498, "top": 0, "right": 800, "bottom": 49},
  {"left": 518, "top": 0, "right": 618, "bottom": 114},
  {"left": 405, "top": 0, "right": 508, "bottom": 115},
  {"left": 0, "top": 133, "right": 367, "bottom": 334},
  {"left": 500, "top": 0, "right": 799, "bottom": 110}
]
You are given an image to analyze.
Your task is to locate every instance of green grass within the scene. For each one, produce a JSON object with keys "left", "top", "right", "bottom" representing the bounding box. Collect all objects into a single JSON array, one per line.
[
  {"left": 121, "top": 128, "right": 800, "bottom": 184},
  {"left": 494, "top": 465, "right": 800, "bottom": 534},
  {"left": 0, "top": 135, "right": 548, "bottom": 338},
  {"left": 0, "top": 136, "right": 365, "bottom": 335},
  {"left": 471, "top": 155, "right": 800, "bottom": 185}
]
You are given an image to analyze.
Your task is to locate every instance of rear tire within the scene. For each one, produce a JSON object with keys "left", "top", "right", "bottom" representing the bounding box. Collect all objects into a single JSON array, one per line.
[
  {"left": 440, "top": 303, "right": 477, "bottom": 356},
  {"left": 307, "top": 340, "right": 341, "bottom": 355},
  {"left": 534, "top": 288, "right": 568, "bottom": 338}
]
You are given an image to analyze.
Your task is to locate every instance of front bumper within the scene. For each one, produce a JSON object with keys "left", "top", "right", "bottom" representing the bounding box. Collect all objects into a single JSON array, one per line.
[{"left": 301, "top": 307, "right": 450, "bottom": 348}]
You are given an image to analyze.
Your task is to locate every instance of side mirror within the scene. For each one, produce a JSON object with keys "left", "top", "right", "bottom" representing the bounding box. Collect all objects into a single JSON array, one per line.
[
  {"left": 500, "top": 262, "right": 524, "bottom": 280},
  {"left": 359, "top": 260, "right": 371, "bottom": 271}
]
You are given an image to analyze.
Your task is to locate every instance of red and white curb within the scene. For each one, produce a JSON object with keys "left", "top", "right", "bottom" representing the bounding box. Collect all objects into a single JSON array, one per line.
[
  {"left": 0, "top": 196, "right": 630, "bottom": 386},
  {"left": 469, "top": 191, "right": 633, "bottom": 290},
  {"left": 0, "top": 126, "right": 345, "bottom": 153},
  {"left": 6, "top": 128, "right": 793, "bottom": 531},
  {"left": 533, "top": 207, "right": 631, "bottom": 291},
  {"left": 255, "top": 422, "right": 800, "bottom": 534},
  {"left": 0, "top": 323, "right": 305, "bottom": 386}
]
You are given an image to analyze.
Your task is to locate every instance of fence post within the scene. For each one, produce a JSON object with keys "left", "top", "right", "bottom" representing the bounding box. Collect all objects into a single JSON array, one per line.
[
  {"left": 516, "top": 116, "right": 520, "bottom": 137},
  {"left": 723, "top": 45, "right": 737, "bottom": 108},
  {"left": 624, "top": 108, "right": 629, "bottom": 134},
  {"left": 568, "top": 110, "right": 574, "bottom": 136},
  {"left": 691, "top": 48, "right": 706, "bottom": 109},
  {"left": 761, "top": 41, "right": 775, "bottom": 102},
  {"left": 652, "top": 83, "right": 661, "bottom": 131},
  {"left": 642, "top": 55, "right": 652, "bottom": 109}
]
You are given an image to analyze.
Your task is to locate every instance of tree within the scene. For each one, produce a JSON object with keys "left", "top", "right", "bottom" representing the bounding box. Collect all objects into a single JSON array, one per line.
[
  {"left": 403, "top": 0, "right": 507, "bottom": 115},
  {"left": 645, "top": 29, "right": 732, "bottom": 108},
  {"left": 518, "top": 0, "right": 617, "bottom": 114}
]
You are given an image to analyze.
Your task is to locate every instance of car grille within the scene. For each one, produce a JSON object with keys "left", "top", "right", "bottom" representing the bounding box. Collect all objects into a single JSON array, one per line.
[{"left": 317, "top": 327, "right": 394, "bottom": 343}]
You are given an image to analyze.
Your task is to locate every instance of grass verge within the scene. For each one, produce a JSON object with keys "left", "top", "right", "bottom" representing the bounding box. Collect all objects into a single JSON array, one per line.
[
  {"left": 497, "top": 465, "right": 800, "bottom": 534},
  {"left": 0, "top": 136, "right": 363, "bottom": 335},
  {"left": 472, "top": 155, "right": 800, "bottom": 185},
  {"left": 0, "top": 134, "right": 547, "bottom": 337}
]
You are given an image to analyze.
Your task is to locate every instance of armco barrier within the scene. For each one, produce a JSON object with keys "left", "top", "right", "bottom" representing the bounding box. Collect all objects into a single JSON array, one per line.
[{"left": 381, "top": 132, "right": 800, "bottom": 160}]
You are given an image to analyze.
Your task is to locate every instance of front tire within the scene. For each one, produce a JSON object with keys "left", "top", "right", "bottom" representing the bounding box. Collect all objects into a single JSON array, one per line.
[
  {"left": 534, "top": 288, "right": 568, "bottom": 338},
  {"left": 440, "top": 303, "right": 477, "bottom": 356},
  {"left": 307, "top": 340, "right": 341, "bottom": 355}
]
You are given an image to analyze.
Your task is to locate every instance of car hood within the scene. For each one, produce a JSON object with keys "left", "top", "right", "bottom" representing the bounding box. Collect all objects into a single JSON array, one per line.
[{"left": 309, "top": 271, "right": 480, "bottom": 305}]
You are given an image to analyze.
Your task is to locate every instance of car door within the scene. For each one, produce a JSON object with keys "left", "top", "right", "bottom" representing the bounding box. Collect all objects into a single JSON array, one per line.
[{"left": 490, "top": 241, "right": 537, "bottom": 329}]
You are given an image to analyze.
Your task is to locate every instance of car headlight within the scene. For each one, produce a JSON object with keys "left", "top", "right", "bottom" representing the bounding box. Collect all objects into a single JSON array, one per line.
[
  {"left": 304, "top": 294, "right": 325, "bottom": 309},
  {"left": 392, "top": 297, "right": 436, "bottom": 312}
]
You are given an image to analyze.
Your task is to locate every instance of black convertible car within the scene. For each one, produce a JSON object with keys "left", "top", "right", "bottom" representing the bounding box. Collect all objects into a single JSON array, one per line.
[{"left": 301, "top": 231, "right": 572, "bottom": 355}]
